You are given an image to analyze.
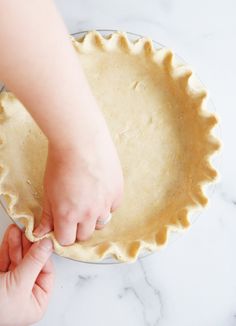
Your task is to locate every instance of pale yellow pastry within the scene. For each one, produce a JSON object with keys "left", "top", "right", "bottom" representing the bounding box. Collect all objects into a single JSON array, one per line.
[{"left": 0, "top": 31, "right": 219, "bottom": 262}]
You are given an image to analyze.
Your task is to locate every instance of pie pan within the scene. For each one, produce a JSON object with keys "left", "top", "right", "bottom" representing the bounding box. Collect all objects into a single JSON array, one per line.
[{"left": 0, "top": 30, "right": 220, "bottom": 263}]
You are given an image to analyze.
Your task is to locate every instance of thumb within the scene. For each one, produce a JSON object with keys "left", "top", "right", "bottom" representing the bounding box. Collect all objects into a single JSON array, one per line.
[
  {"left": 34, "top": 195, "right": 53, "bottom": 237},
  {"left": 14, "top": 238, "right": 53, "bottom": 289}
]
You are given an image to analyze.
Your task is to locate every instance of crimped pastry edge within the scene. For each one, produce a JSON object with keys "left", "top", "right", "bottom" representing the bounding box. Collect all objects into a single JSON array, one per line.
[{"left": 0, "top": 31, "right": 220, "bottom": 262}]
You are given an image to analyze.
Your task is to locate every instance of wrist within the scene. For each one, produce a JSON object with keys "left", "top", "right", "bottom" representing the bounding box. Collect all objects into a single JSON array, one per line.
[{"left": 48, "top": 113, "right": 109, "bottom": 154}]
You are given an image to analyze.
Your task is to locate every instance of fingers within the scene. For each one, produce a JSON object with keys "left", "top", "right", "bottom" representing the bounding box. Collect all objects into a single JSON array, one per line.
[
  {"left": 32, "top": 279, "right": 54, "bottom": 312},
  {"left": 21, "top": 233, "right": 54, "bottom": 296},
  {"left": 14, "top": 238, "right": 53, "bottom": 290},
  {"left": 95, "top": 209, "right": 112, "bottom": 230},
  {"left": 94, "top": 193, "right": 122, "bottom": 231},
  {"left": 22, "top": 232, "right": 31, "bottom": 257},
  {"left": 40, "top": 256, "right": 54, "bottom": 274},
  {"left": 35, "top": 258, "right": 54, "bottom": 295},
  {"left": 76, "top": 218, "right": 97, "bottom": 241},
  {"left": 53, "top": 211, "right": 77, "bottom": 246},
  {"left": 32, "top": 270, "right": 54, "bottom": 312},
  {"left": 94, "top": 194, "right": 122, "bottom": 231},
  {"left": 50, "top": 203, "right": 116, "bottom": 244},
  {"left": 34, "top": 196, "right": 53, "bottom": 237},
  {"left": 8, "top": 225, "right": 23, "bottom": 271},
  {"left": 0, "top": 224, "right": 13, "bottom": 272}
]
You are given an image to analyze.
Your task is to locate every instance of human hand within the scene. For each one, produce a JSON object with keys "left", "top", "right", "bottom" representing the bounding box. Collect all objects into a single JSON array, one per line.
[
  {"left": 0, "top": 224, "right": 54, "bottom": 326},
  {"left": 0, "top": 0, "right": 124, "bottom": 246},
  {"left": 34, "top": 111, "right": 124, "bottom": 245}
]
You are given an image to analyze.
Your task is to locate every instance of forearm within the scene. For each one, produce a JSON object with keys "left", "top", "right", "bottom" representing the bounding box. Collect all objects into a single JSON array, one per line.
[{"left": 0, "top": 0, "right": 99, "bottom": 147}]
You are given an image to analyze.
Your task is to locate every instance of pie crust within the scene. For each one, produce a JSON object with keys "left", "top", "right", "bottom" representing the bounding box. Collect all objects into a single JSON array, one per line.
[{"left": 0, "top": 31, "right": 220, "bottom": 262}]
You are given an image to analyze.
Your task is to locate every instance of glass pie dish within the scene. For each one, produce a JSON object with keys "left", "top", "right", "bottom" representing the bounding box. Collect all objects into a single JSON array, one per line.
[{"left": 0, "top": 30, "right": 220, "bottom": 264}]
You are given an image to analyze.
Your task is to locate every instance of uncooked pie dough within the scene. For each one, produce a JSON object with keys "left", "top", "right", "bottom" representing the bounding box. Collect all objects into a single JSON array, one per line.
[{"left": 0, "top": 31, "right": 219, "bottom": 262}]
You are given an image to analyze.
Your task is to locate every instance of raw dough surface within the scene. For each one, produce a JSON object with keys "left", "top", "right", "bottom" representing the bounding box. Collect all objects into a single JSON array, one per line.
[{"left": 0, "top": 32, "right": 219, "bottom": 262}]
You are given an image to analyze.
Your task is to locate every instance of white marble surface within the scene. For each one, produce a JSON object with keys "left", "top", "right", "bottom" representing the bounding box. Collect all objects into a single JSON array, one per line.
[{"left": 1, "top": 0, "right": 236, "bottom": 325}]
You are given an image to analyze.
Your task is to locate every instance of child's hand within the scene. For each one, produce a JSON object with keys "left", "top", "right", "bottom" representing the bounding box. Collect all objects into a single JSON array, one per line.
[
  {"left": 0, "top": 225, "right": 54, "bottom": 326},
  {"left": 34, "top": 116, "right": 124, "bottom": 245}
]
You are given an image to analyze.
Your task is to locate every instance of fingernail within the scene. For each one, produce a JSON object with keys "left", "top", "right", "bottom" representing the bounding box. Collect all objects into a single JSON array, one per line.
[{"left": 39, "top": 238, "right": 53, "bottom": 251}]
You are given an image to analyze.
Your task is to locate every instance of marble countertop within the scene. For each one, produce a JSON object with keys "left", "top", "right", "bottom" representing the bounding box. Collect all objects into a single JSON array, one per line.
[{"left": 1, "top": 0, "right": 236, "bottom": 325}]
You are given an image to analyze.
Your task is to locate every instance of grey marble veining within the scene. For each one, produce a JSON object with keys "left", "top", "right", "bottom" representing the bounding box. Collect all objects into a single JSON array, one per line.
[{"left": 0, "top": 0, "right": 236, "bottom": 325}]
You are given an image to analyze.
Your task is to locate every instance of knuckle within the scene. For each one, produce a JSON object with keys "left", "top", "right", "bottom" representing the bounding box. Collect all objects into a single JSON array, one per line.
[
  {"left": 55, "top": 207, "right": 77, "bottom": 223},
  {"left": 62, "top": 212, "right": 76, "bottom": 224},
  {"left": 81, "top": 207, "right": 95, "bottom": 221}
]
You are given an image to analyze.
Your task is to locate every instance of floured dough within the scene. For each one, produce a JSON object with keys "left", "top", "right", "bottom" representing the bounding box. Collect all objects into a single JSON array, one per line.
[{"left": 0, "top": 31, "right": 219, "bottom": 262}]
